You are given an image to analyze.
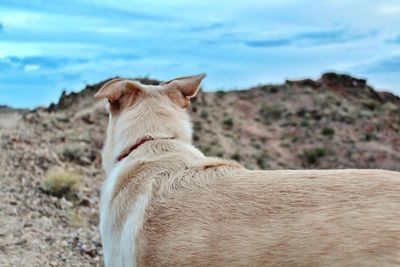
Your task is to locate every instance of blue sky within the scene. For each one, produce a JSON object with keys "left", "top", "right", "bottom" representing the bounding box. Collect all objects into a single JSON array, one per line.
[{"left": 1, "top": 0, "right": 400, "bottom": 108}]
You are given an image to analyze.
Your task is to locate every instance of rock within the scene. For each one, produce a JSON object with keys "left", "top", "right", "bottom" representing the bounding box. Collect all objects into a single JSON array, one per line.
[
  {"left": 81, "top": 244, "right": 98, "bottom": 258},
  {"left": 320, "top": 72, "right": 366, "bottom": 88},
  {"left": 80, "top": 198, "right": 91, "bottom": 207}
]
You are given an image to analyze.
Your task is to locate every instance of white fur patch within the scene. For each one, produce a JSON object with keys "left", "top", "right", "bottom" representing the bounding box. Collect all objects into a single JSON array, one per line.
[
  {"left": 100, "top": 160, "right": 150, "bottom": 267},
  {"left": 100, "top": 160, "right": 125, "bottom": 266},
  {"left": 121, "top": 194, "right": 150, "bottom": 267}
]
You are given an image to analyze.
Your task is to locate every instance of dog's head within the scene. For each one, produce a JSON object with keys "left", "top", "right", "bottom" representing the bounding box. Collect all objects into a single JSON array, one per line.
[{"left": 95, "top": 73, "right": 206, "bottom": 174}]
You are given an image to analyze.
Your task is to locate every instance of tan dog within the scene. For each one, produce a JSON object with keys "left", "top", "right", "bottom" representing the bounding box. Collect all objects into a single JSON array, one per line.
[{"left": 96, "top": 74, "right": 400, "bottom": 267}]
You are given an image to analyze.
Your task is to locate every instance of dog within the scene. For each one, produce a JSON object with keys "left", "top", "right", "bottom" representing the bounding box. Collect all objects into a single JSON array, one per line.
[{"left": 96, "top": 74, "right": 400, "bottom": 267}]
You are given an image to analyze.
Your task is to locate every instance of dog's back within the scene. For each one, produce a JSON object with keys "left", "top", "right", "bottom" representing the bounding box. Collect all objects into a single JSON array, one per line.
[
  {"left": 141, "top": 167, "right": 400, "bottom": 266},
  {"left": 107, "top": 151, "right": 400, "bottom": 266}
]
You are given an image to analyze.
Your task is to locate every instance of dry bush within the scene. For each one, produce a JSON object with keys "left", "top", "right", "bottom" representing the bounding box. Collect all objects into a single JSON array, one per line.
[
  {"left": 67, "top": 208, "right": 88, "bottom": 227},
  {"left": 42, "top": 167, "right": 81, "bottom": 198}
]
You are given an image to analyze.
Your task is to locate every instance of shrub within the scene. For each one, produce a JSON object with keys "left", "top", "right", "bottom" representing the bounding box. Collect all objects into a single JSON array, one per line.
[
  {"left": 301, "top": 148, "right": 325, "bottom": 165},
  {"left": 256, "top": 156, "right": 265, "bottom": 169},
  {"left": 321, "top": 127, "right": 335, "bottom": 136},
  {"left": 193, "top": 121, "right": 202, "bottom": 131},
  {"left": 260, "top": 85, "right": 279, "bottom": 93},
  {"left": 231, "top": 153, "right": 241, "bottom": 161},
  {"left": 42, "top": 167, "right": 81, "bottom": 198},
  {"left": 269, "top": 86, "right": 279, "bottom": 93},
  {"left": 193, "top": 133, "right": 200, "bottom": 142},
  {"left": 62, "top": 143, "right": 83, "bottom": 162},
  {"left": 200, "top": 110, "right": 209, "bottom": 119},
  {"left": 362, "top": 101, "right": 377, "bottom": 111},
  {"left": 255, "top": 150, "right": 270, "bottom": 169},
  {"left": 364, "top": 133, "right": 376, "bottom": 141},
  {"left": 216, "top": 90, "right": 226, "bottom": 98},
  {"left": 260, "top": 104, "right": 282, "bottom": 123},
  {"left": 223, "top": 118, "right": 234, "bottom": 129}
]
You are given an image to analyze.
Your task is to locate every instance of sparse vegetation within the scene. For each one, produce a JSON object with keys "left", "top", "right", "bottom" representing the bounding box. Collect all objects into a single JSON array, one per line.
[
  {"left": 216, "top": 90, "right": 226, "bottom": 98},
  {"left": 41, "top": 167, "right": 81, "bottom": 198},
  {"left": 62, "top": 143, "right": 93, "bottom": 165},
  {"left": 231, "top": 153, "right": 241, "bottom": 161},
  {"left": 269, "top": 86, "right": 279, "bottom": 93},
  {"left": 200, "top": 110, "right": 209, "bottom": 119},
  {"left": 364, "top": 133, "right": 377, "bottom": 141},
  {"left": 260, "top": 85, "right": 279, "bottom": 93},
  {"left": 215, "top": 151, "right": 224, "bottom": 157},
  {"left": 362, "top": 101, "right": 377, "bottom": 111},
  {"left": 63, "top": 143, "right": 83, "bottom": 161},
  {"left": 260, "top": 104, "right": 282, "bottom": 123},
  {"left": 193, "top": 121, "right": 202, "bottom": 131},
  {"left": 256, "top": 151, "right": 269, "bottom": 169},
  {"left": 223, "top": 118, "right": 234, "bottom": 129},
  {"left": 256, "top": 157, "right": 265, "bottom": 169},
  {"left": 301, "top": 148, "right": 326, "bottom": 165},
  {"left": 193, "top": 133, "right": 200, "bottom": 142},
  {"left": 322, "top": 127, "right": 335, "bottom": 136},
  {"left": 358, "top": 110, "right": 371, "bottom": 118},
  {"left": 67, "top": 208, "right": 87, "bottom": 227}
]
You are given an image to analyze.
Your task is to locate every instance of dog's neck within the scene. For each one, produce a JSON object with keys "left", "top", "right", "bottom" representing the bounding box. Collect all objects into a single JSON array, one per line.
[
  {"left": 117, "top": 136, "right": 175, "bottom": 162},
  {"left": 103, "top": 135, "right": 205, "bottom": 176}
]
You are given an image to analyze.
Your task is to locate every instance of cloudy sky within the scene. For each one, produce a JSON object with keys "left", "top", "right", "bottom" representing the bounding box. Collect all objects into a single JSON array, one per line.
[{"left": 1, "top": 0, "right": 400, "bottom": 108}]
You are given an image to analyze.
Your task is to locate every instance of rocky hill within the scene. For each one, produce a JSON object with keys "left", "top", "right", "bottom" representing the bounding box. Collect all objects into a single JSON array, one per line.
[{"left": 1, "top": 72, "right": 399, "bottom": 266}]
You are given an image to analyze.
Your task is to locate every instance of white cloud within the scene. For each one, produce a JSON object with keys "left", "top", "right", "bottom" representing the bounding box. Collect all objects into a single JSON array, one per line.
[
  {"left": 0, "top": 41, "right": 102, "bottom": 58},
  {"left": 377, "top": 4, "right": 400, "bottom": 15},
  {"left": 24, "top": 64, "right": 40, "bottom": 72}
]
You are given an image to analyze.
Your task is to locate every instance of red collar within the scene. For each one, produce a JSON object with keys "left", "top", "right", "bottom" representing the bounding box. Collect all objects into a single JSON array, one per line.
[{"left": 117, "top": 136, "right": 174, "bottom": 162}]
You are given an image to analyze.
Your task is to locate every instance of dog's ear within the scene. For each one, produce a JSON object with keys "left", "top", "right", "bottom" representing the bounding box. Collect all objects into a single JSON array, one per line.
[
  {"left": 94, "top": 79, "right": 143, "bottom": 111},
  {"left": 162, "top": 73, "right": 206, "bottom": 108}
]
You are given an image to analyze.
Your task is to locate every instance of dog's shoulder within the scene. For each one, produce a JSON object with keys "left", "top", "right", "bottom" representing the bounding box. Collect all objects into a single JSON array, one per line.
[{"left": 194, "top": 157, "right": 245, "bottom": 171}]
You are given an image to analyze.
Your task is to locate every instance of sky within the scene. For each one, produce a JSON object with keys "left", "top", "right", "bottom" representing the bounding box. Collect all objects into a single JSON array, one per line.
[{"left": 0, "top": 0, "right": 400, "bottom": 108}]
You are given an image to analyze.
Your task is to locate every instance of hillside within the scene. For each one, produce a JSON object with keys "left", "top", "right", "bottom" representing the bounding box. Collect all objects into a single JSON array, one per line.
[{"left": 1, "top": 72, "right": 399, "bottom": 266}]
